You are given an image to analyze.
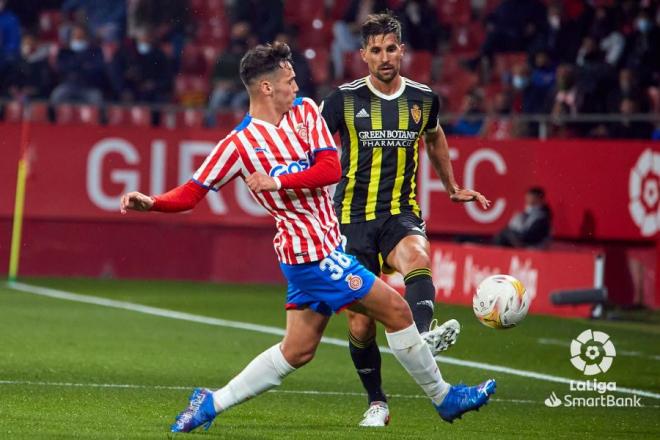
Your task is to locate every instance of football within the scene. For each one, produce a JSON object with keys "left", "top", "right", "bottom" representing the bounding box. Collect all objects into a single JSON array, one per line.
[{"left": 473, "top": 274, "right": 531, "bottom": 329}]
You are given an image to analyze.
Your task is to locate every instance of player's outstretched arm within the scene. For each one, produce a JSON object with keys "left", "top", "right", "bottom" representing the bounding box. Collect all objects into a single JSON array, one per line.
[
  {"left": 120, "top": 191, "right": 154, "bottom": 214},
  {"left": 120, "top": 180, "right": 208, "bottom": 214},
  {"left": 424, "top": 127, "right": 491, "bottom": 210}
]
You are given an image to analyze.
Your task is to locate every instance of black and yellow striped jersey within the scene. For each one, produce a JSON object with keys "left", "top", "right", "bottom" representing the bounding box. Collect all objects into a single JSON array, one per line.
[{"left": 321, "top": 76, "right": 440, "bottom": 224}]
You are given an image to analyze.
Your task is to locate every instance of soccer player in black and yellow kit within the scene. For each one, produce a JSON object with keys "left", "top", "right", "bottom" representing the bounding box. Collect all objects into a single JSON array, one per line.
[{"left": 321, "top": 12, "right": 491, "bottom": 427}]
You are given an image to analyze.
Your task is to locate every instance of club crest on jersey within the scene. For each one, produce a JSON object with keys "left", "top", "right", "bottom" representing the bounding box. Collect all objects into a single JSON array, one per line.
[
  {"left": 411, "top": 104, "right": 422, "bottom": 124},
  {"left": 346, "top": 274, "right": 363, "bottom": 291},
  {"left": 295, "top": 123, "right": 308, "bottom": 143},
  {"left": 269, "top": 158, "right": 310, "bottom": 177}
]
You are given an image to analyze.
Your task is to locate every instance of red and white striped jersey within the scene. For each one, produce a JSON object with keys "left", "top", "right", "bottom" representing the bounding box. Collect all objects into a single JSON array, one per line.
[{"left": 193, "top": 97, "right": 342, "bottom": 264}]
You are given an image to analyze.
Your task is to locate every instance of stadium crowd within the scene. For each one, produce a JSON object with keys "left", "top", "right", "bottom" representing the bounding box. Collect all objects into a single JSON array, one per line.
[{"left": 0, "top": 0, "right": 658, "bottom": 139}]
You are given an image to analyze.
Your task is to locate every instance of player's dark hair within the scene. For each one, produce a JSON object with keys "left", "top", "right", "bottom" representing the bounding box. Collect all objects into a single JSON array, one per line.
[
  {"left": 360, "top": 11, "right": 402, "bottom": 47},
  {"left": 239, "top": 42, "right": 293, "bottom": 87}
]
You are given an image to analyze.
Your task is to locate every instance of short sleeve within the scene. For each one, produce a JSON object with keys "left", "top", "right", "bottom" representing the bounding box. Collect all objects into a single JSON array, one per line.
[
  {"left": 192, "top": 138, "right": 242, "bottom": 191},
  {"left": 424, "top": 93, "right": 440, "bottom": 133},
  {"left": 302, "top": 97, "right": 337, "bottom": 154},
  {"left": 319, "top": 88, "right": 343, "bottom": 135}
]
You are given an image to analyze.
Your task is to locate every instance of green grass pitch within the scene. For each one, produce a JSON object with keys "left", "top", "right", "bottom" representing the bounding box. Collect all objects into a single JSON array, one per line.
[{"left": 1, "top": 278, "right": 659, "bottom": 439}]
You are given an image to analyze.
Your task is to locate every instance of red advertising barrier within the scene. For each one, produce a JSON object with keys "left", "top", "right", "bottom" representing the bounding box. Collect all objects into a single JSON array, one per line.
[
  {"left": 0, "top": 123, "right": 657, "bottom": 314},
  {"left": 0, "top": 123, "right": 658, "bottom": 240}
]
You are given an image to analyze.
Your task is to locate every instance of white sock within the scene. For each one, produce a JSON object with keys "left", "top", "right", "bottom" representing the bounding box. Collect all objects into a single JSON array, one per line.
[
  {"left": 386, "top": 323, "right": 450, "bottom": 405},
  {"left": 212, "top": 344, "right": 295, "bottom": 413}
]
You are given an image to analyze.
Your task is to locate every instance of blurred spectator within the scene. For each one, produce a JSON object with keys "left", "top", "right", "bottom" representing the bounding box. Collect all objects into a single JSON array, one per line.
[
  {"left": 50, "top": 24, "right": 106, "bottom": 106},
  {"left": 590, "top": 6, "right": 625, "bottom": 67},
  {"left": 331, "top": 0, "right": 388, "bottom": 79},
  {"left": 451, "top": 89, "right": 485, "bottom": 136},
  {"left": 526, "top": 51, "right": 555, "bottom": 113},
  {"left": 130, "top": 0, "right": 192, "bottom": 73},
  {"left": 540, "top": 3, "right": 582, "bottom": 64},
  {"left": 623, "top": 8, "right": 660, "bottom": 88},
  {"left": 396, "top": 0, "right": 443, "bottom": 52},
  {"left": 62, "top": 0, "right": 126, "bottom": 43},
  {"left": 575, "top": 37, "right": 615, "bottom": 116},
  {"left": 482, "top": 91, "right": 517, "bottom": 140},
  {"left": 607, "top": 98, "right": 654, "bottom": 139},
  {"left": 468, "top": 0, "right": 546, "bottom": 69},
  {"left": 5, "top": 33, "right": 52, "bottom": 100},
  {"left": 6, "top": 0, "right": 61, "bottom": 33},
  {"left": 0, "top": 0, "right": 21, "bottom": 92},
  {"left": 275, "top": 26, "right": 315, "bottom": 99},
  {"left": 607, "top": 68, "right": 645, "bottom": 113},
  {"left": 110, "top": 27, "right": 173, "bottom": 104},
  {"left": 493, "top": 187, "right": 551, "bottom": 248},
  {"left": 230, "top": 0, "right": 283, "bottom": 45},
  {"left": 205, "top": 22, "right": 251, "bottom": 126},
  {"left": 549, "top": 64, "right": 579, "bottom": 137}
]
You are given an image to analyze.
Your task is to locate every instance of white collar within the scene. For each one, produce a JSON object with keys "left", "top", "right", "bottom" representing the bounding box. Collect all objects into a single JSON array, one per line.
[{"left": 365, "top": 76, "right": 407, "bottom": 100}]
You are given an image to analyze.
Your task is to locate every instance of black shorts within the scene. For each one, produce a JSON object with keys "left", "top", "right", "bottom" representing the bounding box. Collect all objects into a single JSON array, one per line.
[{"left": 339, "top": 212, "right": 427, "bottom": 276}]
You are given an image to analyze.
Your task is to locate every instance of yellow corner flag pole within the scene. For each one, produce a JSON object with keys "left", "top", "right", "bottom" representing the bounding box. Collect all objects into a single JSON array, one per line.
[{"left": 8, "top": 106, "right": 31, "bottom": 282}]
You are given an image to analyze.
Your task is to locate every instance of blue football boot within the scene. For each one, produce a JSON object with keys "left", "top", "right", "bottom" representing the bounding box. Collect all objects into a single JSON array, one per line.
[
  {"left": 171, "top": 388, "right": 217, "bottom": 433},
  {"left": 434, "top": 379, "right": 496, "bottom": 423}
]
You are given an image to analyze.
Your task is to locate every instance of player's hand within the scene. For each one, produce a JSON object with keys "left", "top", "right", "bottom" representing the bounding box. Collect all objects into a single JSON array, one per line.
[
  {"left": 246, "top": 172, "right": 278, "bottom": 193},
  {"left": 120, "top": 191, "right": 154, "bottom": 214},
  {"left": 450, "top": 188, "right": 491, "bottom": 209}
]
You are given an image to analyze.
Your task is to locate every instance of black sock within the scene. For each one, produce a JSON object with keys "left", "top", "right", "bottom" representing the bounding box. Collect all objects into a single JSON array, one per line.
[
  {"left": 404, "top": 268, "right": 435, "bottom": 333},
  {"left": 348, "top": 333, "right": 387, "bottom": 404}
]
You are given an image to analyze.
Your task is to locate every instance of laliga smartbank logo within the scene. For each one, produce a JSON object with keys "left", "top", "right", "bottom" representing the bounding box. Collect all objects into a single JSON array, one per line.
[
  {"left": 544, "top": 330, "right": 642, "bottom": 408},
  {"left": 569, "top": 329, "right": 616, "bottom": 375}
]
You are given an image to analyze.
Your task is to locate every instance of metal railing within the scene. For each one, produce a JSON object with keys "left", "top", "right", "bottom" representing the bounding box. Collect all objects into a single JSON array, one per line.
[{"left": 1, "top": 99, "right": 658, "bottom": 140}]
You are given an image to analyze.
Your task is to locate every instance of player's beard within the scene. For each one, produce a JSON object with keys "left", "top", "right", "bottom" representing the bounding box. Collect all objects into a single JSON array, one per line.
[{"left": 374, "top": 65, "right": 399, "bottom": 83}]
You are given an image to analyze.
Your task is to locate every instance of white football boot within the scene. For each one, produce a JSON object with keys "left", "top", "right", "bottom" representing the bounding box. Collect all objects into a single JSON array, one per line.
[
  {"left": 359, "top": 401, "right": 390, "bottom": 427},
  {"left": 421, "top": 318, "right": 461, "bottom": 356}
]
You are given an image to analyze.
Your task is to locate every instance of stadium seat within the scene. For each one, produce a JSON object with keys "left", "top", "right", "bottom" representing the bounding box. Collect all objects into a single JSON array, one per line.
[
  {"left": 128, "top": 105, "right": 152, "bottom": 127},
  {"left": 196, "top": 17, "right": 230, "bottom": 49},
  {"left": 450, "top": 22, "right": 485, "bottom": 54},
  {"left": 181, "top": 44, "right": 208, "bottom": 76},
  {"left": 202, "top": 45, "right": 221, "bottom": 77},
  {"left": 39, "top": 10, "right": 62, "bottom": 41},
  {"left": 306, "top": 48, "right": 330, "bottom": 85},
  {"left": 329, "top": 0, "right": 350, "bottom": 19},
  {"left": 55, "top": 104, "right": 100, "bottom": 125},
  {"left": 3, "top": 101, "right": 23, "bottom": 122},
  {"left": 106, "top": 104, "right": 128, "bottom": 126},
  {"left": 176, "top": 109, "right": 205, "bottom": 129},
  {"left": 284, "top": 1, "right": 325, "bottom": 25},
  {"left": 402, "top": 51, "right": 433, "bottom": 85},
  {"left": 436, "top": 0, "right": 471, "bottom": 26},
  {"left": 343, "top": 51, "right": 369, "bottom": 80}
]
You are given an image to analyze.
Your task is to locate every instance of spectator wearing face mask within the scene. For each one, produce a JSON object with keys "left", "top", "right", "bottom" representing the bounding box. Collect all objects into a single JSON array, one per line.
[
  {"left": 539, "top": 4, "right": 581, "bottom": 64},
  {"left": 5, "top": 33, "right": 53, "bottom": 100},
  {"left": 623, "top": 8, "right": 660, "bottom": 88},
  {"left": 109, "top": 27, "right": 173, "bottom": 104},
  {"left": 50, "top": 24, "right": 106, "bottom": 106}
]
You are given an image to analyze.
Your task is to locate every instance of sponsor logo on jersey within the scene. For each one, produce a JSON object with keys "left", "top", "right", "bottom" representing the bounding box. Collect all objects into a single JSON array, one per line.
[
  {"left": 355, "top": 108, "right": 370, "bottom": 118},
  {"left": 269, "top": 158, "right": 310, "bottom": 177}
]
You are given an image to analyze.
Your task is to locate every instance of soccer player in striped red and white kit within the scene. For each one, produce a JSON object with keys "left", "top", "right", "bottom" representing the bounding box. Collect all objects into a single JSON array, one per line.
[{"left": 120, "top": 42, "right": 495, "bottom": 434}]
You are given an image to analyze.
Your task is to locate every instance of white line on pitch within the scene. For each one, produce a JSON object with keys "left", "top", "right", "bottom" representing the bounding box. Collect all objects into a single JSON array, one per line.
[
  {"left": 7, "top": 281, "right": 660, "bottom": 401},
  {"left": 0, "top": 379, "right": 537, "bottom": 404},
  {"left": 538, "top": 338, "right": 660, "bottom": 361}
]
